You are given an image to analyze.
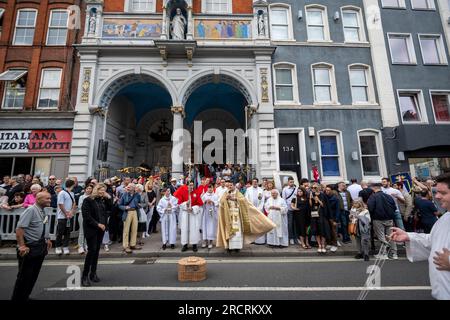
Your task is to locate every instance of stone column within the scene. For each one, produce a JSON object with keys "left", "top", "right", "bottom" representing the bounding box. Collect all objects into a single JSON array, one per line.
[
  {"left": 171, "top": 106, "right": 185, "bottom": 179},
  {"left": 187, "top": 5, "right": 194, "bottom": 40},
  {"left": 161, "top": 4, "right": 168, "bottom": 39}
]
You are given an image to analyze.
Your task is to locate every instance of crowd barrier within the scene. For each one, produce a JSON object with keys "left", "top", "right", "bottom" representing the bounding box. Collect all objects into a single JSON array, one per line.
[{"left": 0, "top": 207, "right": 80, "bottom": 241}]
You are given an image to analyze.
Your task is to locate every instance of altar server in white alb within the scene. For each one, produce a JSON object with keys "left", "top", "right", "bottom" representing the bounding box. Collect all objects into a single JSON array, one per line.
[
  {"left": 265, "top": 189, "right": 289, "bottom": 247},
  {"left": 174, "top": 181, "right": 203, "bottom": 252},
  {"left": 391, "top": 173, "right": 450, "bottom": 300},
  {"left": 201, "top": 184, "right": 219, "bottom": 249},
  {"left": 245, "top": 178, "right": 265, "bottom": 244},
  {"left": 215, "top": 179, "right": 228, "bottom": 200},
  {"left": 157, "top": 188, "right": 179, "bottom": 250}
]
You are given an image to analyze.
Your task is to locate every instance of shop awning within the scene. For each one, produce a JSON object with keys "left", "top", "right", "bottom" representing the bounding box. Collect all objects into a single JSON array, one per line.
[{"left": 0, "top": 70, "right": 27, "bottom": 81}]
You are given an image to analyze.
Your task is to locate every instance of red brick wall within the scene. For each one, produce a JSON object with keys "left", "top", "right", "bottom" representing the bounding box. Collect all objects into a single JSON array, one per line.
[
  {"left": 104, "top": 0, "right": 124, "bottom": 12},
  {"left": 233, "top": 0, "right": 253, "bottom": 14},
  {"left": 156, "top": 0, "right": 163, "bottom": 13},
  {"left": 0, "top": 0, "right": 83, "bottom": 111}
]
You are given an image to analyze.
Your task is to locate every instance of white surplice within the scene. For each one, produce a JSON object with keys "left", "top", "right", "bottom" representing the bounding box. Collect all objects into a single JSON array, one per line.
[
  {"left": 245, "top": 186, "right": 265, "bottom": 244},
  {"left": 215, "top": 186, "right": 228, "bottom": 201},
  {"left": 179, "top": 201, "right": 202, "bottom": 245},
  {"left": 265, "top": 196, "right": 288, "bottom": 247},
  {"left": 156, "top": 195, "right": 178, "bottom": 245},
  {"left": 405, "top": 211, "right": 450, "bottom": 300},
  {"left": 201, "top": 192, "right": 219, "bottom": 241}
]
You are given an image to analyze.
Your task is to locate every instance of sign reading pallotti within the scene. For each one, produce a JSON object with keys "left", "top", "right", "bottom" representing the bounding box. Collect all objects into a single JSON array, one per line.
[{"left": 0, "top": 130, "right": 72, "bottom": 154}]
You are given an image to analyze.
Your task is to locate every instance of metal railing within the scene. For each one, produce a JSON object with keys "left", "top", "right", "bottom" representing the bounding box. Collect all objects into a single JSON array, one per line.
[{"left": 0, "top": 207, "right": 80, "bottom": 241}]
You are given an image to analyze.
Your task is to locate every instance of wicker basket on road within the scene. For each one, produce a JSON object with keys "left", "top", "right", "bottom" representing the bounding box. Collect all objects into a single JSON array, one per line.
[{"left": 178, "top": 256, "right": 207, "bottom": 282}]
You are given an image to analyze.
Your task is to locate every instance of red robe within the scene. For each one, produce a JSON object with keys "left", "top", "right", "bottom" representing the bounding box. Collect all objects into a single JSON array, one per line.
[{"left": 174, "top": 185, "right": 203, "bottom": 206}]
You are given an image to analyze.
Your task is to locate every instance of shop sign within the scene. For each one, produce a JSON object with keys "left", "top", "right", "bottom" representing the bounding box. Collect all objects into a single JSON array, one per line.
[{"left": 0, "top": 130, "right": 72, "bottom": 154}]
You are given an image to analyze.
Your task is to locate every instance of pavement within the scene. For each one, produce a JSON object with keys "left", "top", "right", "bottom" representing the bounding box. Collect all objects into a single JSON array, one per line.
[
  {"left": 0, "top": 231, "right": 406, "bottom": 260},
  {"left": 0, "top": 256, "right": 430, "bottom": 300}
]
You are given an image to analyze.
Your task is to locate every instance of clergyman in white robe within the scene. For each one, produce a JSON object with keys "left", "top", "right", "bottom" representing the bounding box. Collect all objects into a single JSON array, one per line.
[
  {"left": 179, "top": 200, "right": 202, "bottom": 246},
  {"left": 215, "top": 185, "right": 228, "bottom": 200},
  {"left": 404, "top": 211, "right": 450, "bottom": 300},
  {"left": 157, "top": 195, "right": 178, "bottom": 246},
  {"left": 265, "top": 192, "right": 288, "bottom": 247},
  {"left": 245, "top": 185, "right": 265, "bottom": 244},
  {"left": 201, "top": 191, "right": 219, "bottom": 243}
]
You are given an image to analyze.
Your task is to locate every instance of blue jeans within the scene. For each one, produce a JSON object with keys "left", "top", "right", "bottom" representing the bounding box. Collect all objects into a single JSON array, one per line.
[
  {"left": 339, "top": 210, "right": 351, "bottom": 242},
  {"left": 393, "top": 210, "right": 405, "bottom": 230}
]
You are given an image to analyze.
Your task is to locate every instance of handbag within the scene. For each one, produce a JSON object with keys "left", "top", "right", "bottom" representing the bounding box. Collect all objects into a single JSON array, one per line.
[
  {"left": 348, "top": 220, "right": 358, "bottom": 236},
  {"left": 138, "top": 208, "right": 147, "bottom": 223}
]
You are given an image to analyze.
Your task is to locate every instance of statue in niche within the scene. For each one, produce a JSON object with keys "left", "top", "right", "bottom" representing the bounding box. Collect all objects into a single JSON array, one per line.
[
  {"left": 88, "top": 10, "right": 97, "bottom": 34},
  {"left": 170, "top": 8, "right": 186, "bottom": 40},
  {"left": 257, "top": 11, "right": 266, "bottom": 36}
]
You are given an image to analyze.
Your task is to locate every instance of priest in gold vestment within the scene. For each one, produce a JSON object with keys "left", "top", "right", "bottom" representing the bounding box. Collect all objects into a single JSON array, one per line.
[{"left": 216, "top": 183, "right": 276, "bottom": 250}]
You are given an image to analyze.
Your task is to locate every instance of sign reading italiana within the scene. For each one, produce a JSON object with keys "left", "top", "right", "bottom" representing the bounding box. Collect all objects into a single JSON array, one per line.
[{"left": 0, "top": 130, "right": 72, "bottom": 154}]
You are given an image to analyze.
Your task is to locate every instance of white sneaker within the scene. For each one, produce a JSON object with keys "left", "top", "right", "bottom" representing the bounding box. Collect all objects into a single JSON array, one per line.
[
  {"left": 322, "top": 248, "right": 327, "bottom": 253},
  {"left": 104, "top": 245, "right": 110, "bottom": 252},
  {"left": 337, "top": 241, "right": 342, "bottom": 247},
  {"left": 78, "top": 247, "right": 85, "bottom": 254},
  {"left": 330, "top": 246, "right": 338, "bottom": 252},
  {"left": 208, "top": 244, "right": 213, "bottom": 249},
  {"left": 317, "top": 248, "right": 322, "bottom": 253},
  {"left": 389, "top": 254, "right": 399, "bottom": 260},
  {"left": 55, "top": 247, "right": 62, "bottom": 255},
  {"left": 325, "top": 245, "right": 331, "bottom": 250},
  {"left": 289, "top": 239, "right": 295, "bottom": 245},
  {"left": 201, "top": 242, "right": 207, "bottom": 248},
  {"left": 63, "top": 247, "right": 70, "bottom": 255}
]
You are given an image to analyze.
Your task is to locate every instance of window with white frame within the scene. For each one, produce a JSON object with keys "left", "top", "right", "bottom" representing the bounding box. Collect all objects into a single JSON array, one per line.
[
  {"left": 312, "top": 64, "right": 337, "bottom": 104},
  {"left": 419, "top": 35, "right": 447, "bottom": 65},
  {"left": 349, "top": 66, "right": 370, "bottom": 104},
  {"left": 270, "top": 6, "right": 291, "bottom": 40},
  {"left": 319, "top": 133, "right": 343, "bottom": 178},
  {"left": 1, "top": 69, "right": 27, "bottom": 109},
  {"left": 274, "top": 64, "right": 298, "bottom": 103},
  {"left": 306, "top": 6, "right": 328, "bottom": 41},
  {"left": 203, "top": 0, "right": 231, "bottom": 14},
  {"left": 381, "top": 0, "right": 406, "bottom": 8},
  {"left": 38, "top": 69, "right": 62, "bottom": 109},
  {"left": 388, "top": 34, "right": 416, "bottom": 64},
  {"left": 13, "top": 9, "right": 37, "bottom": 45},
  {"left": 46, "top": 10, "right": 68, "bottom": 45},
  {"left": 342, "top": 8, "right": 363, "bottom": 42},
  {"left": 431, "top": 92, "right": 450, "bottom": 122},
  {"left": 411, "top": 0, "right": 435, "bottom": 9},
  {"left": 398, "top": 91, "right": 426, "bottom": 123},
  {"left": 131, "top": 0, "right": 155, "bottom": 12},
  {"left": 358, "top": 132, "right": 381, "bottom": 177}
]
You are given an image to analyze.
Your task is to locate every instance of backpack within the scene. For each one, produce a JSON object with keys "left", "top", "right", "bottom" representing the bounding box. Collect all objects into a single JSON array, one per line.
[{"left": 381, "top": 192, "right": 397, "bottom": 219}]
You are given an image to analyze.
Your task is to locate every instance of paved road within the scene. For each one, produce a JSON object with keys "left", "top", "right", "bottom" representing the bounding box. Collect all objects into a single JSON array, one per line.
[{"left": 0, "top": 256, "right": 431, "bottom": 300}]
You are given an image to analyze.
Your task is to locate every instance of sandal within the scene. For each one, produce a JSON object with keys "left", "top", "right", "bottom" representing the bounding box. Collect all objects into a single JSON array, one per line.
[{"left": 301, "top": 244, "right": 308, "bottom": 249}]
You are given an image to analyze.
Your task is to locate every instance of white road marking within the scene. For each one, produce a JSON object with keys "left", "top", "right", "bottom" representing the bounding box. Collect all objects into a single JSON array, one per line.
[
  {"left": 0, "top": 260, "right": 136, "bottom": 267},
  {"left": 45, "top": 286, "right": 431, "bottom": 292}
]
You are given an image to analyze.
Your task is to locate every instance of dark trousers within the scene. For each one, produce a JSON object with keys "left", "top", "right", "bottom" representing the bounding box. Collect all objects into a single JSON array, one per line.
[
  {"left": 109, "top": 206, "right": 123, "bottom": 242},
  {"left": 149, "top": 209, "right": 160, "bottom": 233},
  {"left": 11, "top": 252, "right": 46, "bottom": 300},
  {"left": 328, "top": 219, "right": 338, "bottom": 246},
  {"left": 83, "top": 230, "right": 104, "bottom": 277},
  {"left": 56, "top": 219, "right": 70, "bottom": 248},
  {"left": 293, "top": 212, "right": 307, "bottom": 238},
  {"left": 338, "top": 210, "right": 351, "bottom": 242},
  {"left": 287, "top": 210, "right": 298, "bottom": 243}
]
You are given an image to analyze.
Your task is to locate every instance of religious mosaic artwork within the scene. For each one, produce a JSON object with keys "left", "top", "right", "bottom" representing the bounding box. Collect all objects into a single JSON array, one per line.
[
  {"left": 102, "top": 19, "right": 162, "bottom": 38},
  {"left": 194, "top": 19, "right": 252, "bottom": 39}
]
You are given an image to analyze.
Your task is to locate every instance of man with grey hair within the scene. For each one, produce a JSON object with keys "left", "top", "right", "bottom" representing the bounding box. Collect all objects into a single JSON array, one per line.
[
  {"left": 119, "top": 183, "right": 141, "bottom": 253},
  {"left": 6, "top": 176, "right": 23, "bottom": 204},
  {"left": 11, "top": 191, "right": 52, "bottom": 300}
]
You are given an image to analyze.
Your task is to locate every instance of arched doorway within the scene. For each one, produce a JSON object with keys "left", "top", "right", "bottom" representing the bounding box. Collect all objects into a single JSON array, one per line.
[{"left": 96, "top": 73, "right": 174, "bottom": 175}]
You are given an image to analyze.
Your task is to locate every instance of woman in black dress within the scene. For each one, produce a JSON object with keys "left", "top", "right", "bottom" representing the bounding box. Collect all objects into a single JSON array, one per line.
[
  {"left": 309, "top": 186, "right": 331, "bottom": 254},
  {"left": 81, "top": 183, "right": 112, "bottom": 286},
  {"left": 291, "top": 187, "right": 311, "bottom": 249}
]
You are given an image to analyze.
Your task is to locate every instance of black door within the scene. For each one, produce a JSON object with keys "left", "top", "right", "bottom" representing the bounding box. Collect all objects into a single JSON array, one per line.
[{"left": 279, "top": 133, "right": 301, "bottom": 179}]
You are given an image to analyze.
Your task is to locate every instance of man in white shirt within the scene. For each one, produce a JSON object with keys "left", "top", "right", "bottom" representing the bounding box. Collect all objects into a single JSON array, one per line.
[
  {"left": 382, "top": 177, "right": 405, "bottom": 230},
  {"left": 391, "top": 172, "right": 450, "bottom": 300},
  {"left": 347, "top": 178, "right": 363, "bottom": 201},
  {"left": 281, "top": 178, "right": 298, "bottom": 245},
  {"left": 221, "top": 164, "right": 232, "bottom": 182},
  {"left": 215, "top": 178, "right": 228, "bottom": 201},
  {"left": 245, "top": 178, "right": 264, "bottom": 212}
]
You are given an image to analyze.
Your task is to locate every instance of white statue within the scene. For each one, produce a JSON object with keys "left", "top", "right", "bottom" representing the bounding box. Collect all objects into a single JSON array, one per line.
[
  {"left": 258, "top": 12, "right": 265, "bottom": 36},
  {"left": 88, "top": 11, "right": 96, "bottom": 34},
  {"left": 170, "top": 8, "right": 186, "bottom": 40}
]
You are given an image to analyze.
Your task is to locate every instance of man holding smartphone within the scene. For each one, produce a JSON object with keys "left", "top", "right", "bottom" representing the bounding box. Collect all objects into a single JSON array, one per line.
[{"left": 11, "top": 192, "right": 52, "bottom": 301}]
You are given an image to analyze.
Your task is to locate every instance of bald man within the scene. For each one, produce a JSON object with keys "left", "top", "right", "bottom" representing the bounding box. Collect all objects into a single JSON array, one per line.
[{"left": 11, "top": 192, "right": 52, "bottom": 301}]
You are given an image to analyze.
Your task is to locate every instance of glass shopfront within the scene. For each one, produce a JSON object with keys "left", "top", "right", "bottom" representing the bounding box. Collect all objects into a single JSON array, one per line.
[{"left": 409, "top": 157, "right": 450, "bottom": 179}]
